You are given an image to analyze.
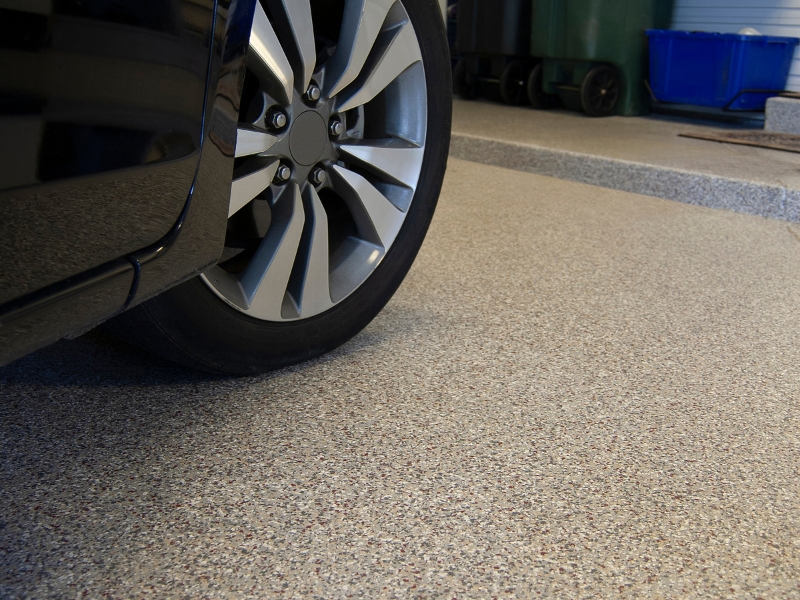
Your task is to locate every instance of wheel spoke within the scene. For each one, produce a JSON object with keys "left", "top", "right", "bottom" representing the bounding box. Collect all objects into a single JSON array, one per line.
[
  {"left": 337, "top": 139, "right": 424, "bottom": 188},
  {"left": 264, "top": 0, "right": 316, "bottom": 92},
  {"left": 330, "top": 165, "right": 405, "bottom": 248},
  {"left": 329, "top": 238, "right": 383, "bottom": 304},
  {"left": 229, "top": 160, "right": 280, "bottom": 217},
  {"left": 240, "top": 184, "right": 305, "bottom": 320},
  {"left": 294, "top": 186, "right": 334, "bottom": 317},
  {"left": 248, "top": 1, "right": 294, "bottom": 104},
  {"left": 336, "top": 19, "right": 421, "bottom": 112},
  {"left": 324, "top": 0, "right": 397, "bottom": 98},
  {"left": 235, "top": 126, "right": 278, "bottom": 158}
]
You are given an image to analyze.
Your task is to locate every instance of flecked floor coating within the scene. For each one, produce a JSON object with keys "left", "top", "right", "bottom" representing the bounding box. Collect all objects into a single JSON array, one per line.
[{"left": 2, "top": 159, "right": 800, "bottom": 599}]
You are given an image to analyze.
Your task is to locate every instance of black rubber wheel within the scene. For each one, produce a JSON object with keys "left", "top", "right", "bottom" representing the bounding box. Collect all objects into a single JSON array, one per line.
[
  {"left": 580, "top": 64, "right": 620, "bottom": 117},
  {"left": 499, "top": 60, "right": 530, "bottom": 105},
  {"left": 526, "top": 62, "right": 559, "bottom": 110},
  {"left": 453, "top": 57, "right": 479, "bottom": 100},
  {"left": 107, "top": 0, "right": 452, "bottom": 375}
]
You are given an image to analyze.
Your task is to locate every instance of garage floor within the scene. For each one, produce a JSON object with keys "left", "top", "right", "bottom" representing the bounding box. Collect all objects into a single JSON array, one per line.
[{"left": 3, "top": 159, "right": 800, "bottom": 598}]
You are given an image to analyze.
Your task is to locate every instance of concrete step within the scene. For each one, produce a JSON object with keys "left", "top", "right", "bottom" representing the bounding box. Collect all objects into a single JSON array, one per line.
[
  {"left": 450, "top": 100, "right": 800, "bottom": 223},
  {"left": 766, "top": 96, "right": 800, "bottom": 135}
]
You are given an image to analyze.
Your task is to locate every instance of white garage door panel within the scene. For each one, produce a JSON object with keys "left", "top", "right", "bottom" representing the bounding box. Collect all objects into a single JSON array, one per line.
[{"left": 671, "top": 0, "right": 800, "bottom": 91}]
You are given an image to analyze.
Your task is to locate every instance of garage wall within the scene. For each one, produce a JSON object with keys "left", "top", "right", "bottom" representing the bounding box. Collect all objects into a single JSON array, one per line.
[{"left": 671, "top": 0, "right": 800, "bottom": 91}]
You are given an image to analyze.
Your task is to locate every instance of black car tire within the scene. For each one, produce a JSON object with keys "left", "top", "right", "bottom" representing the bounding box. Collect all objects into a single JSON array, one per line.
[{"left": 108, "top": 0, "right": 451, "bottom": 375}]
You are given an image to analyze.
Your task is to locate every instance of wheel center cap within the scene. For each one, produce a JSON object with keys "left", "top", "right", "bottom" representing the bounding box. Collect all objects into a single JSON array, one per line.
[{"left": 289, "top": 111, "right": 327, "bottom": 166}]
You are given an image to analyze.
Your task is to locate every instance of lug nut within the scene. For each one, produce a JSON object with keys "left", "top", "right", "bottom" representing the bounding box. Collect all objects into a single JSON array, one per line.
[
  {"left": 310, "top": 167, "right": 327, "bottom": 186},
  {"left": 268, "top": 110, "right": 287, "bottom": 130},
  {"left": 329, "top": 119, "right": 344, "bottom": 137},
  {"left": 305, "top": 84, "right": 321, "bottom": 102},
  {"left": 274, "top": 163, "right": 291, "bottom": 183}
]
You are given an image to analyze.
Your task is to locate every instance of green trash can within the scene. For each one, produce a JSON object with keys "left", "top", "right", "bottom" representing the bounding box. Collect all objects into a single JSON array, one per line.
[{"left": 529, "top": 0, "right": 673, "bottom": 116}]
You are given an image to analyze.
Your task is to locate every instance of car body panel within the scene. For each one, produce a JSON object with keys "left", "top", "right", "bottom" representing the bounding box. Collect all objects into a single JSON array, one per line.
[
  {"left": 0, "top": 259, "right": 134, "bottom": 365},
  {"left": 0, "top": 0, "right": 215, "bottom": 304},
  {"left": 0, "top": 0, "right": 253, "bottom": 366},
  {"left": 124, "top": 0, "right": 255, "bottom": 310}
]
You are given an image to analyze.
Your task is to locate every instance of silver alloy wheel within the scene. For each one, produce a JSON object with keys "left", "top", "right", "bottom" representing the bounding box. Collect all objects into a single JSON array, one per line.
[{"left": 200, "top": 0, "right": 427, "bottom": 321}]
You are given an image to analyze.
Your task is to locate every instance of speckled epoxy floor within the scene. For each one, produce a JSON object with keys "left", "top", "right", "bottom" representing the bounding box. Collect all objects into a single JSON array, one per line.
[{"left": 2, "top": 159, "right": 800, "bottom": 599}]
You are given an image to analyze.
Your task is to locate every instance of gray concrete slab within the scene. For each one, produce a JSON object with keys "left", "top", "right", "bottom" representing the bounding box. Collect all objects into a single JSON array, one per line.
[
  {"left": 766, "top": 97, "right": 800, "bottom": 135},
  {"left": 451, "top": 99, "right": 800, "bottom": 221},
  {"left": 2, "top": 160, "right": 800, "bottom": 598}
]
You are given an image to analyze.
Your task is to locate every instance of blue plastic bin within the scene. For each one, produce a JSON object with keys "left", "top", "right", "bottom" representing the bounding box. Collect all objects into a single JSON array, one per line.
[{"left": 645, "top": 30, "right": 799, "bottom": 110}]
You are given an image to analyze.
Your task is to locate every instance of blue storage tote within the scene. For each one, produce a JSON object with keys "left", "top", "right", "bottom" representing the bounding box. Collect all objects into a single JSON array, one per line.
[{"left": 645, "top": 30, "right": 799, "bottom": 110}]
